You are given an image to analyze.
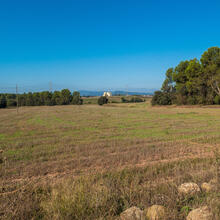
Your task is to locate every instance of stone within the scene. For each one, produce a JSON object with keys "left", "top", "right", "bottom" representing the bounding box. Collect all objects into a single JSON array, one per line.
[
  {"left": 201, "top": 182, "right": 215, "bottom": 193},
  {"left": 178, "top": 183, "right": 200, "bottom": 196},
  {"left": 145, "top": 205, "right": 166, "bottom": 220},
  {"left": 186, "top": 206, "right": 213, "bottom": 220},
  {"left": 120, "top": 206, "right": 145, "bottom": 220}
]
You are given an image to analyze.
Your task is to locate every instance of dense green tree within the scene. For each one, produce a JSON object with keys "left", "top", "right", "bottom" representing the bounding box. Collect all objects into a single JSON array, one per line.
[
  {"left": 0, "top": 90, "right": 83, "bottom": 108},
  {"left": 0, "top": 94, "right": 7, "bottom": 108},
  {"left": 152, "top": 46, "right": 220, "bottom": 105},
  {"left": 7, "top": 99, "right": 17, "bottom": 107},
  {"left": 201, "top": 47, "right": 220, "bottom": 96},
  {"left": 6, "top": 94, "right": 16, "bottom": 100},
  {"left": 174, "top": 61, "right": 189, "bottom": 102},
  {"left": 5, "top": 94, "right": 17, "bottom": 107},
  {"left": 52, "top": 91, "right": 62, "bottom": 105},
  {"left": 41, "top": 91, "right": 53, "bottom": 106},
  {"left": 33, "top": 92, "right": 42, "bottom": 106},
  {"left": 184, "top": 59, "right": 202, "bottom": 104},
  {"left": 72, "top": 91, "right": 83, "bottom": 105},
  {"left": 60, "top": 89, "right": 72, "bottom": 105},
  {"left": 151, "top": 91, "right": 172, "bottom": 105},
  {"left": 173, "top": 60, "right": 189, "bottom": 84},
  {"left": 161, "top": 68, "right": 175, "bottom": 93},
  {"left": 26, "top": 92, "right": 35, "bottom": 106},
  {"left": 18, "top": 94, "right": 27, "bottom": 106}
]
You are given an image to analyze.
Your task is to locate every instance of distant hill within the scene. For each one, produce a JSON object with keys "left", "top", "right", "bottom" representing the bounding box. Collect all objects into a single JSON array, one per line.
[{"left": 78, "top": 90, "right": 154, "bottom": 97}]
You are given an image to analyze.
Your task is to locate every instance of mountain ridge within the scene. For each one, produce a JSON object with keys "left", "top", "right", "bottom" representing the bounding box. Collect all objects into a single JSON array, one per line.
[{"left": 78, "top": 90, "right": 154, "bottom": 96}]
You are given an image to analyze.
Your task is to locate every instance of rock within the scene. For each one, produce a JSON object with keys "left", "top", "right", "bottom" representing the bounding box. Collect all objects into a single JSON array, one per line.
[
  {"left": 178, "top": 183, "right": 200, "bottom": 196},
  {"left": 145, "top": 205, "right": 166, "bottom": 220},
  {"left": 120, "top": 206, "right": 145, "bottom": 220},
  {"left": 201, "top": 182, "right": 215, "bottom": 192},
  {"left": 186, "top": 206, "right": 213, "bottom": 220}
]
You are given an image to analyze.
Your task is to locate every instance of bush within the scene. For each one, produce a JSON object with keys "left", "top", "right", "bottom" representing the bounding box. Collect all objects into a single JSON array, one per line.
[
  {"left": 130, "top": 97, "right": 144, "bottom": 103},
  {"left": 7, "top": 99, "right": 17, "bottom": 107},
  {"left": 187, "top": 96, "right": 198, "bottom": 105},
  {"left": 0, "top": 95, "right": 7, "bottom": 108},
  {"left": 72, "top": 92, "right": 83, "bottom": 105},
  {"left": 151, "top": 91, "right": 172, "bottom": 105},
  {"left": 121, "top": 97, "right": 144, "bottom": 103},
  {"left": 111, "top": 100, "right": 119, "bottom": 103},
  {"left": 121, "top": 97, "right": 129, "bottom": 103},
  {"left": 98, "top": 96, "right": 108, "bottom": 105}
]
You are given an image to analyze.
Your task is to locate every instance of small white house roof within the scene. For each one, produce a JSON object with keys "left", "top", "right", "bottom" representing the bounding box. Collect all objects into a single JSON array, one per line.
[{"left": 103, "top": 92, "right": 112, "bottom": 97}]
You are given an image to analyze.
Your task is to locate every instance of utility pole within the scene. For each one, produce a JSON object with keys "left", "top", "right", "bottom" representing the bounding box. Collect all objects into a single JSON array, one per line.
[
  {"left": 16, "top": 84, "right": 19, "bottom": 114},
  {"left": 126, "top": 84, "right": 129, "bottom": 96},
  {"left": 49, "top": 81, "right": 52, "bottom": 92}
]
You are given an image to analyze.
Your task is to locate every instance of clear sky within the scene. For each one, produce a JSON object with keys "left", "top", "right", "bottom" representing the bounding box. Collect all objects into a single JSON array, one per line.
[{"left": 1, "top": 0, "right": 220, "bottom": 92}]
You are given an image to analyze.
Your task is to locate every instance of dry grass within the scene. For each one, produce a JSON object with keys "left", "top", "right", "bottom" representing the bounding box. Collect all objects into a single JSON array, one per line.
[{"left": 0, "top": 99, "right": 220, "bottom": 219}]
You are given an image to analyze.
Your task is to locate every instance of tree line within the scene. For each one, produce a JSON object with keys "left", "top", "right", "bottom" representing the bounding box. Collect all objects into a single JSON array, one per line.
[
  {"left": 0, "top": 89, "right": 83, "bottom": 108},
  {"left": 152, "top": 47, "right": 220, "bottom": 105}
]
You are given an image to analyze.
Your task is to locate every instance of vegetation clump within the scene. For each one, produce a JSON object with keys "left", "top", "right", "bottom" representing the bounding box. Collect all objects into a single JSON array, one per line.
[
  {"left": 0, "top": 94, "right": 7, "bottom": 108},
  {"left": 121, "top": 96, "right": 144, "bottom": 103},
  {"left": 72, "top": 91, "right": 83, "bottom": 105},
  {"left": 98, "top": 96, "right": 108, "bottom": 105},
  {"left": 152, "top": 46, "right": 220, "bottom": 105},
  {"left": 0, "top": 89, "right": 83, "bottom": 108},
  {"left": 151, "top": 91, "right": 172, "bottom": 105}
]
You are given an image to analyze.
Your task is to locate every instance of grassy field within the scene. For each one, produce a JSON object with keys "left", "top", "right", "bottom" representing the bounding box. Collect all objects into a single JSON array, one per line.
[{"left": 1, "top": 99, "right": 220, "bottom": 219}]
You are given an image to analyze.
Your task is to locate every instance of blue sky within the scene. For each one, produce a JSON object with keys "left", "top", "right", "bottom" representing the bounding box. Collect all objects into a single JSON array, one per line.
[{"left": 1, "top": 0, "right": 220, "bottom": 92}]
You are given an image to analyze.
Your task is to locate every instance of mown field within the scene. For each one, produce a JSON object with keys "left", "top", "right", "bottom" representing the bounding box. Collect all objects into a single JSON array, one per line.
[{"left": 1, "top": 99, "right": 220, "bottom": 219}]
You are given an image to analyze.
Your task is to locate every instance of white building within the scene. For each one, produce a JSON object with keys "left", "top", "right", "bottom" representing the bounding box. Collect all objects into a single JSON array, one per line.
[{"left": 103, "top": 92, "right": 112, "bottom": 97}]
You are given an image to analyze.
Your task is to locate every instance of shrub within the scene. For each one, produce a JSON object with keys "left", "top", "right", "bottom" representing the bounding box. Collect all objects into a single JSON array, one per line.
[
  {"left": 130, "top": 97, "right": 144, "bottom": 103},
  {"left": 72, "top": 91, "right": 83, "bottom": 105},
  {"left": 121, "top": 97, "right": 129, "bottom": 103},
  {"left": 121, "top": 97, "right": 144, "bottom": 103},
  {"left": 187, "top": 96, "right": 198, "bottom": 105},
  {"left": 205, "top": 93, "right": 215, "bottom": 105},
  {"left": 175, "top": 94, "right": 187, "bottom": 105},
  {"left": 0, "top": 95, "right": 7, "bottom": 108},
  {"left": 111, "top": 100, "right": 119, "bottom": 103},
  {"left": 98, "top": 96, "right": 108, "bottom": 105},
  {"left": 7, "top": 99, "right": 17, "bottom": 107},
  {"left": 151, "top": 91, "right": 172, "bottom": 105}
]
